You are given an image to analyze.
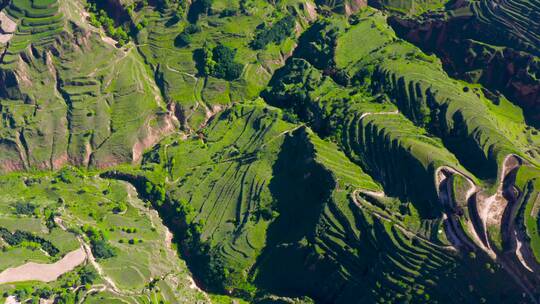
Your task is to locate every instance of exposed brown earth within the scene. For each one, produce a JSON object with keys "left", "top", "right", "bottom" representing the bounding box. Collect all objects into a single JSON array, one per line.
[{"left": 0, "top": 248, "right": 87, "bottom": 284}]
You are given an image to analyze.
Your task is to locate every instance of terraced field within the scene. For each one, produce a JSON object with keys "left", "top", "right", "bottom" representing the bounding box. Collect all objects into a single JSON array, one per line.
[
  {"left": 389, "top": 0, "right": 540, "bottom": 126},
  {"left": 0, "top": 0, "right": 173, "bottom": 171},
  {"left": 0, "top": 0, "right": 539, "bottom": 303},
  {"left": 263, "top": 7, "right": 540, "bottom": 302}
]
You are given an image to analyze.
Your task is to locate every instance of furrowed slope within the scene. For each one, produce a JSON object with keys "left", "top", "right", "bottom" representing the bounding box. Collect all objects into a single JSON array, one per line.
[
  {"left": 254, "top": 127, "right": 523, "bottom": 303},
  {"left": 103, "top": 101, "right": 304, "bottom": 297},
  {"left": 332, "top": 9, "right": 540, "bottom": 182},
  {"left": 389, "top": 0, "right": 540, "bottom": 126},
  {"left": 0, "top": 0, "right": 174, "bottom": 172},
  {"left": 265, "top": 7, "right": 540, "bottom": 300},
  {"left": 104, "top": 101, "right": 527, "bottom": 302}
]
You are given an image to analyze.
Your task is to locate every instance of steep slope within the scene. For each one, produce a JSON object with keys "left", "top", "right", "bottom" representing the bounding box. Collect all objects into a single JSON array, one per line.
[
  {"left": 389, "top": 0, "right": 540, "bottom": 126},
  {"left": 0, "top": 0, "right": 175, "bottom": 172},
  {"left": 264, "top": 7, "right": 540, "bottom": 301}
]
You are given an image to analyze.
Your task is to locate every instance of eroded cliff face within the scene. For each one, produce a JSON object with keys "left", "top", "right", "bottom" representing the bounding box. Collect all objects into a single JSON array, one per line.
[
  {"left": 316, "top": 0, "right": 367, "bottom": 15},
  {"left": 388, "top": 1, "right": 540, "bottom": 127}
]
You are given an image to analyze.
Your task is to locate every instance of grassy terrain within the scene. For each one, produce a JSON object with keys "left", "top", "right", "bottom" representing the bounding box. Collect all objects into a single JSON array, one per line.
[
  {"left": 135, "top": 0, "right": 315, "bottom": 130},
  {"left": 0, "top": 0, "right": 171, "bottom": 171},
  {"left": 515, "top": 166, "right": 540, "bottom": 263},
  {"left": 0, "top": 168, "right": 210, "bottom": 303},
  {"left": 0, "top": 0, "right": 538, "bottom": 303}
]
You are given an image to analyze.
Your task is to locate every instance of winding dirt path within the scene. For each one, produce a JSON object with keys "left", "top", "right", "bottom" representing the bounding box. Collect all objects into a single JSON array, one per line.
[
  {"left": 434, "top": 166, "right": 487, "bottom": 252},
  {"left": 514, "top": 230, "right": 534, "bottom": 272},
  {"left": 434, "top": 155, "right": 540, "bottom": 302},
  {"left": 358, "top": 110, "right": 399, "bottom": 121},
  {"left": 352, "top": 189, "right": 455, "bottom": 251},
  {"left": 475, "top": 155, "right": 521, "bottom": 251},
  {"left": 54, "top": 217, "right": 125, "bottom": 295}
]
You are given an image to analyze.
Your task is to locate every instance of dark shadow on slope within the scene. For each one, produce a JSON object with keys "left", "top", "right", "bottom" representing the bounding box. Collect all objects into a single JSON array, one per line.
[
  {"left": 253, "top": 128, "right": 335, "bottom": 298},
  {"left": 442, "top": 110, "right": 498, "bottom": 181}
]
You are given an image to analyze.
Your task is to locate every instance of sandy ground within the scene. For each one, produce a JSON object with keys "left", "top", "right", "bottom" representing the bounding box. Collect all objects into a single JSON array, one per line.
[
  {"left": 4, "top": 296, "right": 19, "bottom": 304},
  {"left": 514, "top": 230, "right": 534, "bottom": 272},
  {"left": 0, "top": 11, "right": 16, "bottom": 44},
  {"left": 0, "top": 12, "right": 17, "bottom": 33},
  {"left": 0, "top": 248, "right": 86, "bottom": 284}
]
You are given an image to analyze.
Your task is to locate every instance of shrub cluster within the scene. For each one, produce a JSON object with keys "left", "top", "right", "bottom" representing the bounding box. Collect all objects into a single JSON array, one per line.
[
  {"left": 251, "top": 15, "right": 295, "bottom": 50},
  {"left": 85, "top": 2, "right": 130, "bottom": 46},
  {"left": 112, "top": 202, "right": 127, "bottom": 214},
  {"left": 0, "top": 227, "right": 59, "bottom": 256},
  {"left": 82, "top": 226, "right": 116, "bottom": 259},
  {"left": 12, "top": 202, "right": 37, "bottom": 215},
  {"left": 197, "top": 44, "right": 243, "bottom": 80},
  {"left": 174, "top": 24, "right": 201, "bottom": 47}
]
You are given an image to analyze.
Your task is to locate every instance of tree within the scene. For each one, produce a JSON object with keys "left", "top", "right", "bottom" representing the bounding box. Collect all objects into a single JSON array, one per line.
[
  {"left": 175, "top": 32, "right": 192, "bottom": 47},
  {"left": 13, "top": 202, "right": 37, "bottom": 215},
  {"left": 92, "top": 240, "right": 116, "bottom": 259},
  {"left": 251, "top": 15, "right": 295, "bottom": 49},
  {"left": 210, "top": 44, "right": 243, "bottom": 80},
  {"left": 79, "top": 267, "right": 97, "bottom": 285},
  {"left": 188, "top": 0, "right": 212, "bottom": 23}
]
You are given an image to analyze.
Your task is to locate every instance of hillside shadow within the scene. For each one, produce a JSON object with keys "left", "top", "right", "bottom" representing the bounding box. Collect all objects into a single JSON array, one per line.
[{"left": 253, "top": 129, "right": 335, "bottom": 296}]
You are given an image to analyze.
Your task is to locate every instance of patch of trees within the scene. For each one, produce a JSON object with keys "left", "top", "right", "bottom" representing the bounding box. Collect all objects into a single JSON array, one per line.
[
  {"left": 174, "top": 24, "right": 201, "bottom": 47},
  {"left": 293, "top": 19, "right": 341, "bottom": 69},
  {"left": 7, "top": 266, "right": 97, "bottom": 303},
  {"left": 85, "top": 1, "right": 130, "bottom": 46},
  {"left": 12, "top": 202, "right": 37, "bottom": 215},
  {"left": 251, "top": 15, "right": 295, "bottom": 50},
  {"left": 0, "top": 227, "right": 59, "bottom": 256},
  {"left": 82, "top": 226, "right": 116, "bottom": 260},
  {"left": 145, "top": 182, "right": 167, "bottom": 205},
  {"left": 195, "top": 44, "right": 243, "bottom": 80},
  {"left": 187, "top": 0, "right": 212, "bottom": 23}
]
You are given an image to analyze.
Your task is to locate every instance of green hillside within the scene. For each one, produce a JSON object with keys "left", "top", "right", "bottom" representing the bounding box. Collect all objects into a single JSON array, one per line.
[{"left": 0, "top": 0, "right": 539, "bottom": 303}]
